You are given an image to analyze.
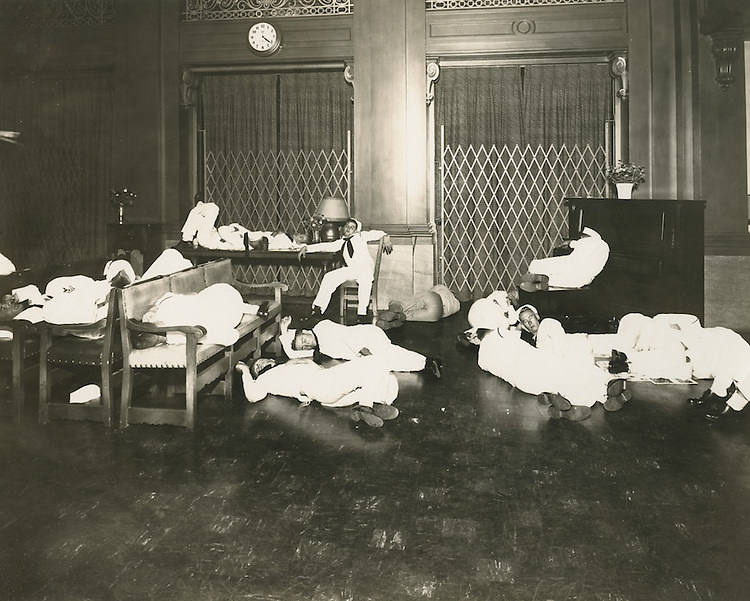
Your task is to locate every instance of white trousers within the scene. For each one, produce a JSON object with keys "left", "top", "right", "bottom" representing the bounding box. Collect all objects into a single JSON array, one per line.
[
  {"left": 313, "top": 266, "right": 373, "bottom": 315},
  {"left": 478, "top": 330, "right": 611, "bottom": 407},
  {"left": 241, "top": 356, "right": 398, "bottom": 408}
]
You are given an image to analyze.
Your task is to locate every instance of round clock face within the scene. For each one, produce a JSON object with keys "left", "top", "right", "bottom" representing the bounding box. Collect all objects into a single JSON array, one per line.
[{"left": 248, "top": 22, "right": 281, "bottom": 55}]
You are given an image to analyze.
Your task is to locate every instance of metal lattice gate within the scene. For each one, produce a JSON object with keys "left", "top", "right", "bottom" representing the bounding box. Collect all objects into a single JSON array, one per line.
[
  {"left": 204, "top": 136, "right": 351, "bottom": 296},
  {"left": 439, "top": 138, "right": 608, "bottom": 300}
]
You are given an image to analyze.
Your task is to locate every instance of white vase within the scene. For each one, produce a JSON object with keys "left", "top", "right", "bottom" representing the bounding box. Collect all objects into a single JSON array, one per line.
[{"left": 616, "top": 183, "right": 634, "bottom": 199}]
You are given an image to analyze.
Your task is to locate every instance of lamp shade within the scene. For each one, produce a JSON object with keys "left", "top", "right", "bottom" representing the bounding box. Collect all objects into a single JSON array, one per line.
[{"left": 316, "top": 196, "right": 349, "bottom": 221}]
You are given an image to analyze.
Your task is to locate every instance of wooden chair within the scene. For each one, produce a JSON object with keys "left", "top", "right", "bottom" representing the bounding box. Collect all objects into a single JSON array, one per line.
[
  {"left": 38, "top": 287, "right": 122, "bottom": 426},
  {"left": 339, "top": 236, "right": 386, "bottom": 325}
]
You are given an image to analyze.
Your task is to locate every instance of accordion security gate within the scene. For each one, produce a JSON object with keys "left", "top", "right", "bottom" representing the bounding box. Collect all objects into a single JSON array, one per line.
[
  {"left": 439, "top": 138, "right": 608, "bottom": 300},
  {"left": 204, "top": 138, "right": 351, "bottom": 296}
]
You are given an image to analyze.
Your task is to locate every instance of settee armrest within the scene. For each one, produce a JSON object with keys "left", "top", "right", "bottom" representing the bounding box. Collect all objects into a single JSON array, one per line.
[
  {"left": 126, "top": 318, "right": 207, "bottom": 339},
  {"left": 233, "top": 280, "right": 288, "bottom": 304}
]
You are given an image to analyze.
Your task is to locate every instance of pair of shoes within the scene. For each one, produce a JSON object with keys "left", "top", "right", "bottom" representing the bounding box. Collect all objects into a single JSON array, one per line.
[
  {"left": 545, "top": 405, "right": 592, "bottom": 422},
  {"left": 704, "top": 401, "right": 734, "bottom": 421},
  {"left": 688, "top": 383, "right": 736, "bottom": 407},
  {"left": 537, "top": 392, "right": 572, "bottom": 411},
  {"left": 371, "top": 403, "right": 399, "bottom": 421},
  {"left": 519, "top": 273, "right": 549, "bottom": 293},
  {"left": 256, "top": 300, "right": 270, "bottom": 318},
  {"left": 350, "top": 406, "right": 384, "bottom": 428},
  {"left": 424, "top": 357, "right": 442, "bottom": 379},
  {"left": 604, "top": 379, "right": 632, "bottom": 411}
]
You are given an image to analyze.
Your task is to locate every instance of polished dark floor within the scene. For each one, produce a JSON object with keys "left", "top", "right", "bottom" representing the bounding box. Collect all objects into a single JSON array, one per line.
[{"left": 2, "top": 305, "right": 750, "bottom": 601}]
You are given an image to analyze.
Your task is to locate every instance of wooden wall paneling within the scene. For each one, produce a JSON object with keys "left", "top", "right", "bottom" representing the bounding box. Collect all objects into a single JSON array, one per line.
[
  {"left": 426, "top": 4, "right": 627, "bottom": 56},
  {"left": 179, "top": 16, "right": 354, "bottom": 67}
]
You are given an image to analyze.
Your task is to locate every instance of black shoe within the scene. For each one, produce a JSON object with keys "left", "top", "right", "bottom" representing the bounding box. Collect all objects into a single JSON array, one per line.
[
  {"left": 356, "top": 314, "right": 371, "bottom": 325},
  {"left": 688, "top": 388, "right": 716, "bottom": 407},
  {"left": 705, "top": 401, "right": 734, "bottom": 421},
  {"left": 689, "top": 383, "right": 736, "bottom": 407},
  {"left": 300, "top": 306, "right": 323, "bottom": 325},
  {"left": 256, "top": 300, "right": 270, "bottom": 318},
  {"left": 424, "top": 357, "right": 442, "bottom": 379}
]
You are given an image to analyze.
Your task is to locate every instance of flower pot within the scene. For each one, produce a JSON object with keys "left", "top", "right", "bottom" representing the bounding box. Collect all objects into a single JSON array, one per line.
[{"left": 616, "top": 183, "right": 634, "bottom": 199}]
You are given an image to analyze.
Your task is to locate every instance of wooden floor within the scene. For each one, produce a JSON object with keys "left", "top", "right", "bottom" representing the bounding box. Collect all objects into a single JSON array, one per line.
[{"left": 1, "top": 304, "right": 750, "bottom": 601}]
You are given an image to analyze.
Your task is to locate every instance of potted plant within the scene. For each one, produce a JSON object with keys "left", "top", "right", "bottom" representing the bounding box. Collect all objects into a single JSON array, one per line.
[
  {"left": 303, "top": 213, "right": 325, "bottom": 243},
  {"left": 606, "top": 162, "right": 646, "bottom": 199}
]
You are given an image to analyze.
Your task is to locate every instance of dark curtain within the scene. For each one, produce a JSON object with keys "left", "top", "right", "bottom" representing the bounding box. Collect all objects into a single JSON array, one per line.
[
  {"left": 201, "top": 74, "right": 278, "bottom": 153},
  {"left": 201, "top": 70, "right": 352, "bottom": 154},
  {"left": 522, "top": 63, "right": 610, "bottom": 147},
  {"left": 437, "top": 62, "right": 609, "bottom": 148},
  {"left": 0, "top": 76, "right": 112, "bottom": 269},
  {"left": 278, "top": 71, "right": 352, "bottom": 151},
  {"left": 437, "top": 66, "right": 523, "bottom": 147}
]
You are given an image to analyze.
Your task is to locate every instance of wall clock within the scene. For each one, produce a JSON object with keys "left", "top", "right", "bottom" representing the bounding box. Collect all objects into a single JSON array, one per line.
[{"left": 247, "top": 21, "right": 282, "bottom": 56}]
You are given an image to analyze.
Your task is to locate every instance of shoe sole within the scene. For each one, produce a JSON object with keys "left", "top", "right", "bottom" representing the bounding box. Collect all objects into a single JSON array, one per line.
[
  {"left": 350, "top": 409, "right": 384, "bottom": 428},
  {"left": 372, "top": 404, "right": 399, "bottom": 420}
]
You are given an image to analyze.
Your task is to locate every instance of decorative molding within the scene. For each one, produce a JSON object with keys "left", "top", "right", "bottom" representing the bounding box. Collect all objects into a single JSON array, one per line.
[
  {"left": 426, "top": 0, "right": 622, "bottom": 8},
  {"left": 608, "top": 52, "right": 628, "bottom": 99},
  {"left": 511, "top": 19, "right": 536, "bottom": 35},
  {"left": 180, "top": 70, "right": 201, "bottom": 108},
  {"left": 183, "top": 0, "right": 352, "bottom": 21},
  {"left": 426, "top": 61, "right": 440, "bottom": 106},
  {"left": 344, "top": 62, "right": 354, "bottom": 102},
  {"left": 710, "top": 31, "right": 741, "bottom": 91},
  {"left": 705, "top": 232, "right": 750, "bottom": 256}
]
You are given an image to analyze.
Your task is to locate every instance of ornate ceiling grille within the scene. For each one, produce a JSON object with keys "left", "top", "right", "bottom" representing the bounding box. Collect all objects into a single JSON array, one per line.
[
  {"left": 427, "top": 0, "right": 622, "bottom": 8},
  {"left": 183, "top": 0, "right": 352, "bottom": 21}
]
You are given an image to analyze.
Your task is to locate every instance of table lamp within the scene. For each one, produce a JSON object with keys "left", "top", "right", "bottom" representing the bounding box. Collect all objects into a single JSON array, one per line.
[{"left": 316, "top": 196, "right": 350, "bottom": 241}]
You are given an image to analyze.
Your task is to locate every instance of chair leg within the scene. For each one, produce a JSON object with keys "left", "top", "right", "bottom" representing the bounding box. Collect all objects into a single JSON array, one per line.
[
  {"left": 120, "top": 364, "right": 133, "bottom": 429},
  {"left": 101, "top": 363, "right": 113, "bottom": 428},
  {"left": 38, "top": 338, "right": 49, "bottom": 425},
  {"left": 11, "top": 337, "right": 24, "bottom": 422},
  {"left": 185, "top": 365, "right": 197, "bottom": 431}
]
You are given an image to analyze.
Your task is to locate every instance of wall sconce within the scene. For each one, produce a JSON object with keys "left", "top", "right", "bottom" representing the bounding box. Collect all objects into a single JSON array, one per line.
[{"left": 316, "top": 196, "right": 350, "bottom": 241}]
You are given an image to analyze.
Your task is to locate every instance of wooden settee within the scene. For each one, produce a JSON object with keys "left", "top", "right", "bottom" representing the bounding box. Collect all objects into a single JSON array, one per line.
[{"left": 118, "top": 259, "right": 287, "bottom": 430}]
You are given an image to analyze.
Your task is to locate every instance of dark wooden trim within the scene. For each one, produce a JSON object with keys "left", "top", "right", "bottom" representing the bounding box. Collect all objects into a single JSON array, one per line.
[
  {"left": 705, "top": 232, "right": 750, "bottom": 255},
  {"left": 179, "top": 15, "right": 354, "bottom": 68},
  {"left": 426, "top": 3, "right": 627, "bottom": 57}
]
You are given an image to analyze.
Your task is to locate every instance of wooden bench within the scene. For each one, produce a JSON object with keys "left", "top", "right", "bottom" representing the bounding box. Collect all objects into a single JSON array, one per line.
[{"left": 118, "top": 259, "right": 287, "bottom": 430}]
